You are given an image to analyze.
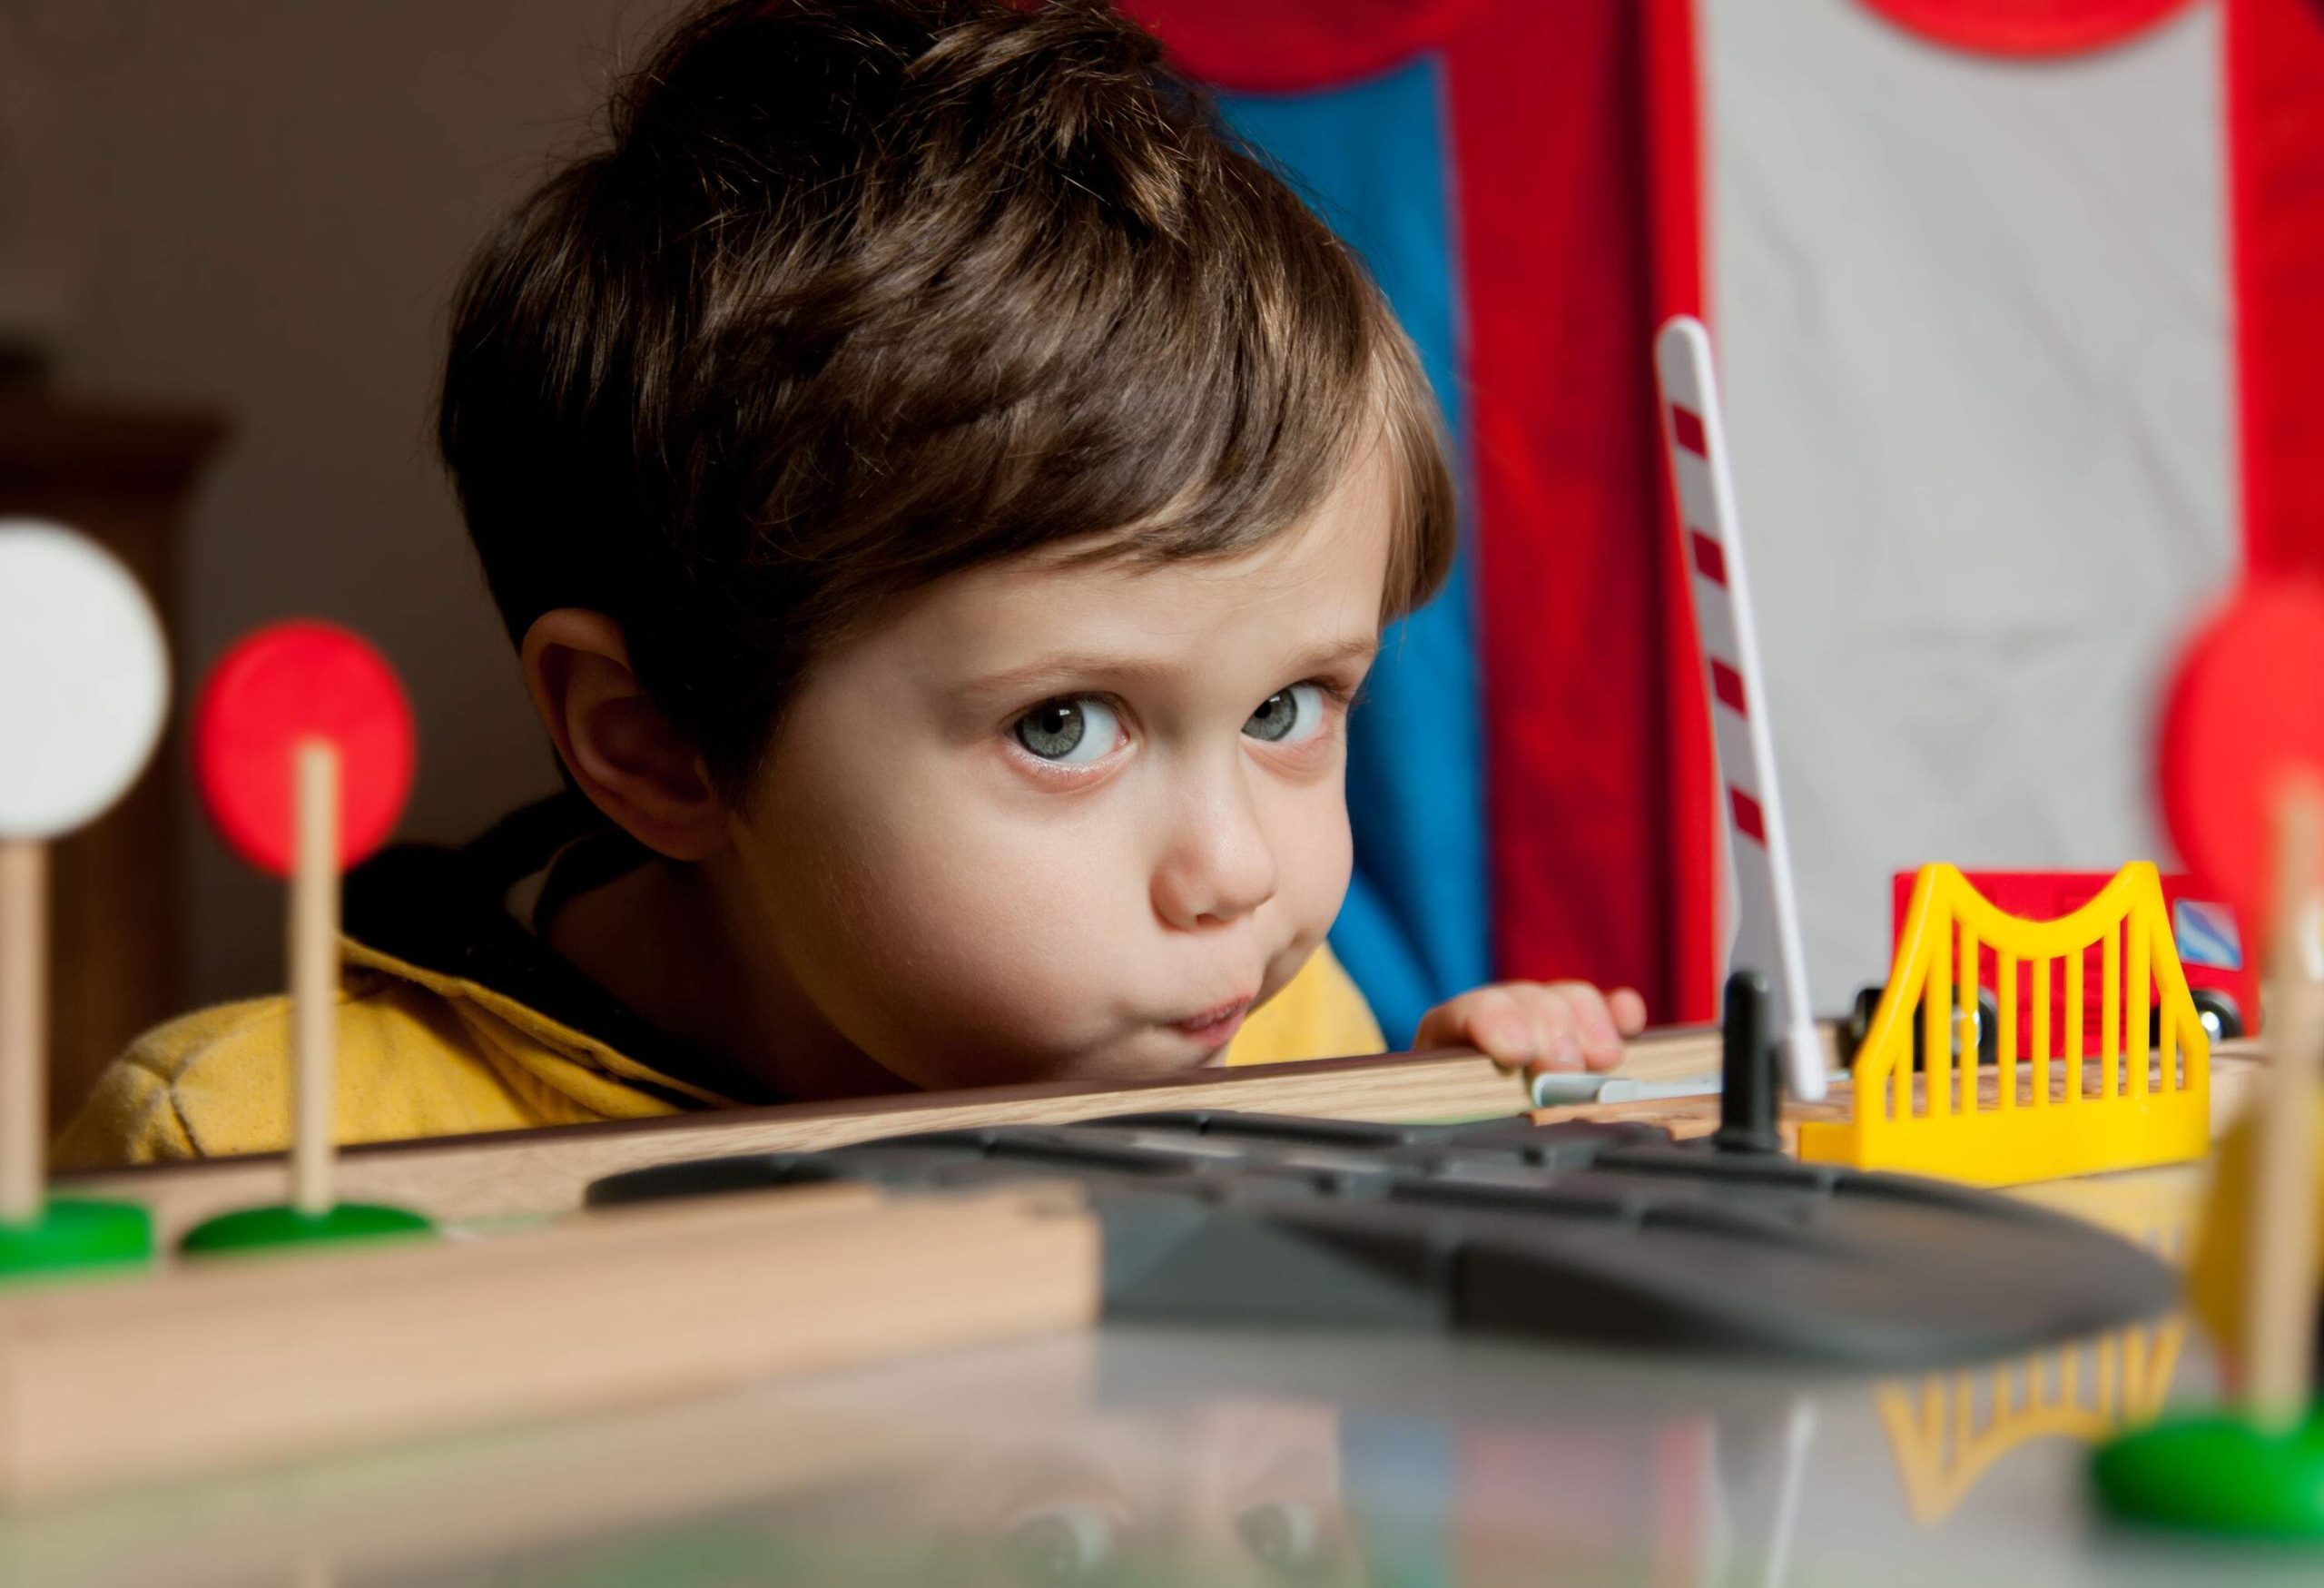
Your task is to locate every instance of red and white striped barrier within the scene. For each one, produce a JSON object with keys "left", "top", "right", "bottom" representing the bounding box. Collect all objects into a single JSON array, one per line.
[{"left": 1654, "top": 317, "right": 1827, "bottom": 1102}]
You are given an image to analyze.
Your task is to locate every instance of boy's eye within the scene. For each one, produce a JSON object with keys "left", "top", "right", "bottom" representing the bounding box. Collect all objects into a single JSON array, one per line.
[
  {"left": 1013, "top": 695, "right": 1121, "bottom": 764},
  {"left": 1000, "top": 1504, "right": 1119, "bottom": 1583},
  {"left": 1245, "top": 683, "right": 1328, "bottom": 745}
]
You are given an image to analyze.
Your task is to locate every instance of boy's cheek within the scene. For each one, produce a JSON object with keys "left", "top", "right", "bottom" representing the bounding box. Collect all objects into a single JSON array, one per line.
[
  {"left": 1266, "top": 793, "right": 1354, "bottom": 958},
  {"left": 743, "top": 803, "right": 1155, "bottom": 1075},
  {"left": 741, "top": 744, "right": 1355, "bottom": 1082}
]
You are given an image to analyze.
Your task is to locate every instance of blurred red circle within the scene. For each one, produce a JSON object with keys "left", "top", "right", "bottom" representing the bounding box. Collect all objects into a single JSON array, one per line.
[
  {"left": 1856, "top": 0, "right": 2193, "bottom": 56},
  {"left": 2158, "top": 580, "right": 2324, "bottom": 935},
  {"left": 192, "top": 620, "right": 416, "bottom": 878}
]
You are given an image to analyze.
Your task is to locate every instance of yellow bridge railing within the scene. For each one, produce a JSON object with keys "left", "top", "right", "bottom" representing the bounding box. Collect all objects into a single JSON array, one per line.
[{"left": 1797, "top": 863, "right": 2211, "bottom": 1187}]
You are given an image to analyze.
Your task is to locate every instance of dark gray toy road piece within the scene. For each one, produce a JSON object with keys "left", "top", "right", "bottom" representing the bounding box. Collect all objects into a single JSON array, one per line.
[
  {"left": 590, "top": 974, "right": 2177, "bottom": 1368},
  {"left": 587, "top": 1106, "right": 2177, "bottom": 1369}
]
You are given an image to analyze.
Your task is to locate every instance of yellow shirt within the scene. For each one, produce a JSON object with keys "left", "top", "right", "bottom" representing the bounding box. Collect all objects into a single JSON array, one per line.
[{"left": 54, "top": 937, "right": 1384, "bottom": 1169}]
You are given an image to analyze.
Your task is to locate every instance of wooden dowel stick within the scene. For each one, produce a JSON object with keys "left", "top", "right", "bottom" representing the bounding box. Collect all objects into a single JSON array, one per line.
[
  {"left": 0, "top": 840, "right": 45, "bottom": 1225},
  {"left": 2248, "top": 778, "right": 2324, "bottom": 1430},
  {"left": 290, "top": 741, "right": 340, "bottom": 1218}
]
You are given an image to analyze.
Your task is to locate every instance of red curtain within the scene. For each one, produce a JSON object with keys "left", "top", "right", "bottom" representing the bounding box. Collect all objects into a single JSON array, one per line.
[
  {"left": 1443, "top": 0, "right": 1712, "bottom": 1022},
  {"left": 2227, "top": 0, "right": 2324, "bottom": 581},
  {"left": 1131, "top": 0, "right": 1718, "bottom": 1023}
]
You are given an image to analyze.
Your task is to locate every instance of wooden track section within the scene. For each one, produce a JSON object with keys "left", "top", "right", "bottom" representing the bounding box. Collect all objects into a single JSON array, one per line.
[
  {"left": 0, "top": 1180, "right": 1096, "bottom": 1502},
  {"left": 57, "top": 1025, "right": 1723, "bottom": 1239}
]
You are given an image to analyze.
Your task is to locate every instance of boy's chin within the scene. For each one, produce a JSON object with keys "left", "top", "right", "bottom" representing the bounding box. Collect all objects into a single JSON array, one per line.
[{"left": 910, "top": 1030, "right": 1221, "bottom": 1093}]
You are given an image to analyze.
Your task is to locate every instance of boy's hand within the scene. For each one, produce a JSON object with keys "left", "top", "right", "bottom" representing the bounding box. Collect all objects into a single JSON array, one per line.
[{"left": 1413, "top": 981, "right": 1649, "bottom": 1078}]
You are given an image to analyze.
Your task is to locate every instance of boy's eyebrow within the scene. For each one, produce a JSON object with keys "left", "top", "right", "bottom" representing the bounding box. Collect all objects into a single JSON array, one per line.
[
  {"left": 959, "top": 635, "right": 1382, "bottom": 704},
  {"left": 1285, "top": 635, "right": 1383, "bottom": 673}
]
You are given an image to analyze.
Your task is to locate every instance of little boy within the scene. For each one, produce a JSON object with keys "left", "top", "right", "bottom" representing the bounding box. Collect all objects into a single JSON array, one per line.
[{"left": 58, "top": 0, "right": 1644, "bottom": 1168}]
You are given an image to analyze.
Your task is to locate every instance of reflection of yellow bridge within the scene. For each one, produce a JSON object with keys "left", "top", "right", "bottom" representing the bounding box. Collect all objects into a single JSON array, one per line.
[
  {"left": 1878, "top": 1319, "right": 2184, "bottom": 1525},
  {"left": 1800, "top": 863, "right": 2211, "bottom": 1186},
  {"left": 1882, "top": 1199, "right": 2190, "bottom": 1528}
]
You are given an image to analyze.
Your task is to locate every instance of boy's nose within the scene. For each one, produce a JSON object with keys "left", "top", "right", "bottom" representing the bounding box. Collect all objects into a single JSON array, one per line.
[{"left": 1149, "top": 777, "right": 1279, "bottom": 931}]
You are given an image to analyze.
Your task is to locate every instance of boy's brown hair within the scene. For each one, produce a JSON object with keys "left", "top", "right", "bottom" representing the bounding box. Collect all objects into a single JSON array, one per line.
[{"left": 438, "top": 0, "right": 1455, "bottom": 794}]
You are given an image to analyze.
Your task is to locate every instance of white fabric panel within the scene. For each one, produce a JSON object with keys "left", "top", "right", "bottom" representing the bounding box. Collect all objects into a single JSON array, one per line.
[{"left": 1703, "top": 0, "right": 2236, "bottom": 1009}]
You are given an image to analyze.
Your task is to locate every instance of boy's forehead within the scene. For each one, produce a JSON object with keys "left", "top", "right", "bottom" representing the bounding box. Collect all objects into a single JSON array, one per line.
[
  {"left": 937, "top": 473, "right": 1393, "bottom": 664},
  {"left": 801, "top": 437, "right": 1403, "bottom": 706}
]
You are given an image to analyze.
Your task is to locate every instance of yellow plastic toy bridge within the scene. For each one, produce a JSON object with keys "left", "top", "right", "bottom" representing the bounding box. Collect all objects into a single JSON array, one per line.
[{"left": 1797, "top": 863, "right": 2210, "bottom": 1187}]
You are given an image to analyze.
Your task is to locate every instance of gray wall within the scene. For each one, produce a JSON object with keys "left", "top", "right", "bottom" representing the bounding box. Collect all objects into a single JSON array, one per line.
[
  {"left": 2, "top": 2, "right": 692, "bottom": 1002},
  {"left": 1705, "top": 0, "right": 2236, "bottom": 1006}
]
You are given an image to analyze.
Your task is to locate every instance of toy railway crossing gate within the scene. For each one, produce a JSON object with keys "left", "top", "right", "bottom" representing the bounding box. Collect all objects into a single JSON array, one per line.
[
  {"left": 1799, "top": 863, "right": 2210, "bottom": 1187},
  {"left": 1653, "top": 315, "right": 1826, "bottom": 1104}
]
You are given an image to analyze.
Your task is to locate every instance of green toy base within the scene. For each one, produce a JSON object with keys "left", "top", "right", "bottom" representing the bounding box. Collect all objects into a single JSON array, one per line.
[
  {"left": 0, "top": 1198, "right": 154, "bottom": 1279},
  {"left": 180, "top": 1202, "right": 436, "bottom": 1256},
  {"left": 2093, "top": 1410, "right": 2324, "bottom": 1540}
]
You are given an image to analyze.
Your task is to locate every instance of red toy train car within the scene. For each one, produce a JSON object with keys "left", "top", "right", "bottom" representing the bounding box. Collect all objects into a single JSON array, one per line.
[{"left": 1838, "top": 869, "right": 2254, "bottom": 1068}]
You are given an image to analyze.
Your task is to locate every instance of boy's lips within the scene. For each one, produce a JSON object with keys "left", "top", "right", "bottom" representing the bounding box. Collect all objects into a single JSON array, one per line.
[{"left": 1168, "top": 996, "right": 1254, "bottom": 1046}]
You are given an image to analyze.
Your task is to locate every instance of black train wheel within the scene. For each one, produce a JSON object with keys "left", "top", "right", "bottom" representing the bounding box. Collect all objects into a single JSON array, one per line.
[
  {"left": 1838, "top": 984, "right": 2000, "bottom": 1070},
  {"left": 1837, "top": 985, "right": 1883, "bottom": 1069},
  {"left": 2189, "top": 988, "right": 2243, "bottom": 1042},
  {"left": 2148, "top": 989, "right": 2246, "bottom": 1047}
]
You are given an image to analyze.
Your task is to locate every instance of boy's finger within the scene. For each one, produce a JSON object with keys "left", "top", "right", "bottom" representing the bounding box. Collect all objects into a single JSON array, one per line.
[
  {"left": 1509, "top": 984, "right": 1583, "bottom": 1072},
  {"left": 1474, "top": 988, "right": 1541, "bottom": 1067},
  {"left": 1553, "top": 981, "right": 1625, "bottom": 1071},
  {"left": 1423, "top": 987, "right": 1533, "bottom": 1069},
  {"left": 1608, "top": 987, "right": 1649, "bottom": 1037}
]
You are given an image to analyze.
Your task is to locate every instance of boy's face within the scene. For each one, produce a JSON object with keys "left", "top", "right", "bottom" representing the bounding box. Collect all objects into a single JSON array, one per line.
[{"left": 725, "top": 440, "right": 1396, "bottom": 1091}]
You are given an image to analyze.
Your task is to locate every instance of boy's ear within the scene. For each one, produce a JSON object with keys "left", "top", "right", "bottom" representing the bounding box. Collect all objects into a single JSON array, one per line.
[{"left": 520, "top": 610, "right": 729, "bottom": 862}]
